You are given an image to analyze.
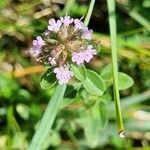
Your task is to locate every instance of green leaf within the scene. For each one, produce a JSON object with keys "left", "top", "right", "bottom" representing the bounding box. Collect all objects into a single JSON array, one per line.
[
  {"left": 118, "top": 72, "right": 134, "bottom": 90},
  {"left": 12, "top": 132, "right": 27, "bottom": 149},
  {"left": 100, "top": 64, "right": 113, "bottom": 87},
  {"left": 101, "top": 64, "right": 134, "bottom": 90},
  {"left": 82, "top": 69, "right": 106, "bottom": 96},
  {"left": 100, "top": 64, "right": 112, "bottom": 77},
  {"left": 64, "top": 85, "right": 77, "bottom": 98},
  {"left": 98, "top": 102, "right": 108, "bottom": 128},
  {"left": 41, "top": 130, "right": 61, "bottom": 149},
  {"left": 28, "top": 85, "right": 66, "bottom": 150},
  {"left": 92, "top": 103, "right": 108, "bottom": 128},
  {"left": 40, "top": 68, "right": 56, "bottom": 89},
  {"left": 60, "top": 98, "right": 74, "bottom": 109},
  {"left": 82, "top": 101, "right": 108, "bottom": 148},
  {"left": 16, "top": 103, "right": 30, "bottom": 120},
  {"left": 143, "top": 0, "right": 150, "bottom": 8},
  {"left": 84, "top": 115, "right": 100, "bottom": 148},
  {"left": 92, "top": 102, "right": 108, "bottom": 129},
  {"left": 71, "top": 65, "right": 86, "bottom": 81}
]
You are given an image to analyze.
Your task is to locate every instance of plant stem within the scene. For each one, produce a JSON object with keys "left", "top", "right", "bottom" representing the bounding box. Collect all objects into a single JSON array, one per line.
[
  {"left": 84, "top": 0, "right": 95, "bottom": 26},
  {"left": 106, "top": 0, "right": 124, "bottom": 136},
  {"left": 63, "top": 0, "right": 75, "bottom": 15},
  {"left": 28, "top": 85, "right": 66, "bottom": 150}
]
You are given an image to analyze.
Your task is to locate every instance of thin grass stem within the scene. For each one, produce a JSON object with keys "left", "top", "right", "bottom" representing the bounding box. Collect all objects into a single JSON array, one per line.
[
  {"left": 106, "top": 0, "right": 124, "bottom": 137},
  {"left": 84, "top": 0, "right": 95, "bottom": 26}
]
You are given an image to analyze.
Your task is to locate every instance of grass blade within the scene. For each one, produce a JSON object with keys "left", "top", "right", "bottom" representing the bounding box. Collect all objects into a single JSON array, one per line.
[
  {"left": 84, "top": 0, "right": 95, "bottom": 26},
  {"left": 106, "top": 0, "right": 124, "bottom": 137},
  {"left": 116, "top": 2, "right": 150, "bottom": 31},
  {"left": 28, "top": 85, "right": 66, "bottom": 150}
]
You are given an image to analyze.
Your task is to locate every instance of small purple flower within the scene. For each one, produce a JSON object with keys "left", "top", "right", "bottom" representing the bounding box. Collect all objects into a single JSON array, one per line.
[
  {"left": 54, "top": 66, "right": 73, "bottom": 84},
  {"left": 60, "top": 16, "right": 74, "bottom": 27},
  {"left": 33, "top": 36, "right": 45, "bottom": 49},
  {"left": 29, "top": 47, "right": 41, "bottom": 57},
  {"left": 71, "top": 52, "right": 84, "bottom": 65},
  {"left": 81, "top": 27, "right": 93, "bottom": 40},
  {"left": 83, "top": 45, "right": 97, "bottom": 62},
  {"left": 71, "top": 45, "right": 97, "bottom": 65},
  {"left": 74, "top": 19, "right": 84, "bottom": 31},
  {"left": 30, "top": 36, "right": 45, "bottom": 57},
  {"left": 48, "top": 57, "right": 56, "bottom": 66},
  {"left": 48, "top": 19, "right": 62, "bottom": 32}
]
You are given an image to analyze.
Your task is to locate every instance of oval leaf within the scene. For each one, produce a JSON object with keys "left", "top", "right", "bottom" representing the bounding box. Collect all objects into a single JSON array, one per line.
[
  {"left": 82, "top": 69, "right": 106, "bottom": 96},
  {"left": 98, "top": 102, "right": 108, "bottom": 128},
  {"left": 16, "top": 103, "right": 30, "bottom": 120},
  {"left": 71, "top": 65, "right": 86, "bottom": 81},
  {"left": 100, "top": 65, "right": 134, "bottom": 90},
  {"left": 40, "top": 68, "right": 56, "bottom": 89},
  {"left": 118, "top": 72, "right": 134, "bottom": 90},
  {"left": 92, "top": 102, "right": 108, "bottom": 129},
  {"left": 100, "top": 64, "right": 113, "bottom": 87}
]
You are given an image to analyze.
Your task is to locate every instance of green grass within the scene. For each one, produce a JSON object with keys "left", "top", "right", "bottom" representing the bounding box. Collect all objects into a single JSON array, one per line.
[
  {"left": 28, "top": 85, "right": 66, "bottom": 150},
  {"left": 106, "top": 0, "right": 124, "bottom": 136}
]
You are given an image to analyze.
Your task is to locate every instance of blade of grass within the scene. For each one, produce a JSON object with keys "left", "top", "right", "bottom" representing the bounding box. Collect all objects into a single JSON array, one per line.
[
  {"left": 116, "top": 2, "right": 150, "bottom": 31},
  {"left": 106, "top": 0, "right": 124, "bottom": 137},
  {"left": 84, "top": 0, "right": 95, "bottom": 26},
  {"left": 28, "top": 85, "right": 66, "bottom": 150},
  {"left": 128, "top": 10, "right": 150, "bottom": 31},
  {"left": 118, "top": 27, "right": 146, "bottom": 36},
  {"left": 109, "top": 90, "right": 150, "bottom": 112},
  {"left": 121, "top": 90, "right": 150, "bottom": 109}
]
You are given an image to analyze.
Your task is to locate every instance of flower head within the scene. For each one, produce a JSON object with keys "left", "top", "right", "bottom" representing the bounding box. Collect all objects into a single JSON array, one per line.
[
  {"left": 54, "top": 66, "right": 73, "bottom": 84},
  {"left": 29, "top": 16, "right": 99, "bottom": 84},
  {"left": 60, "top": 16, "right": 74, "bottom": 27},
  {"left": 48, "top": 19, "right": 62, "bottom": 32}
]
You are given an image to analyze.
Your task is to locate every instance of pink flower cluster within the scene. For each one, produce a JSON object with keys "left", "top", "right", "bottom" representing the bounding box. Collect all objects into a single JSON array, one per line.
[
  {"left": 54, "top": 66, "right": 73, "bottom": 84},
  {"left": 29, "top": 16, "right": 98, "bottom": 85},
  {"left": 48, "top": 17, "right": 93, "bottom": 39},
  {"left": 72, "top": 45, "right": 97, "bottom": 65}
]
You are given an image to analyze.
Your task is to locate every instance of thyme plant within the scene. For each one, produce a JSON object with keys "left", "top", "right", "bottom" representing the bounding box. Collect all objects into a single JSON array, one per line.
[{"left": 28, "top": 0, "right": 134, "bottom": 149}]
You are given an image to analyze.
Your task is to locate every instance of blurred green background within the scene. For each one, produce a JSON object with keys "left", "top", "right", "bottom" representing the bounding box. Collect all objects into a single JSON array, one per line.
[{"left": 0, "top": 0, "right": 150, "bottom": 149}]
